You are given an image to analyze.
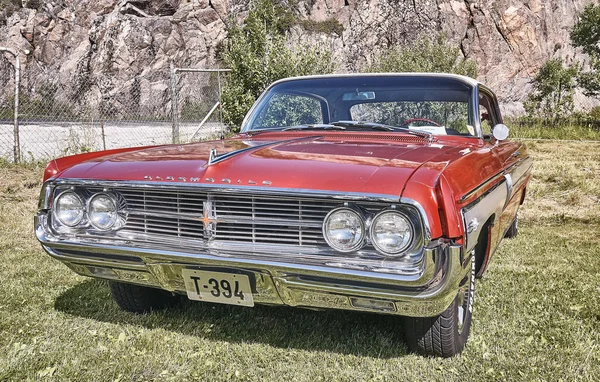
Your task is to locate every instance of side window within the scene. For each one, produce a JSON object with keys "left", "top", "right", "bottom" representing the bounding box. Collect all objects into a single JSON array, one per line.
[
  {"left": 253, "top": 93, "right": 323, "bottom": 129},
  {"left": 478, "top": 92, "right": 498, "bottom": 136}
]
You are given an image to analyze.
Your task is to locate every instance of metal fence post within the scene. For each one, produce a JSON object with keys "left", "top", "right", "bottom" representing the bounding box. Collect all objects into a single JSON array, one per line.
[
  {"left": 0, "top": 47, "right": 20, "bottom": 163},
  {"left": 217, "top": 69, "right": 224, "bottom": 138},
  {"left": 170, "top": 62, "right": 180, "bottom": 144}
]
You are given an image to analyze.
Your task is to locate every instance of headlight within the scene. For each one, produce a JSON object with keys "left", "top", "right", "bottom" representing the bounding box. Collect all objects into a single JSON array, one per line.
[
  {"left": 54, "top": 191, "right": 85, "bottom": 227},
  {"left": 323, "top": 207, "right": 366, "bottom": 252},
  {"left": 88, "top": 193, "right": 118, "bottom": 230},
  {"left": 370, "top": 210, "right": 413, "bottom": 255}
]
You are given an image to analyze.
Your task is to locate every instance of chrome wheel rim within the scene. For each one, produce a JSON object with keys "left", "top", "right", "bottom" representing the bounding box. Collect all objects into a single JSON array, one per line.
[{"left": 457, "top": 256, "right": 475, "bottom": 333}]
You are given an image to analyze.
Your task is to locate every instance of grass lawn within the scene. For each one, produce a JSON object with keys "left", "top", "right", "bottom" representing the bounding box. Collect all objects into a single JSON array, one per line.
[{"left": 1, "top": 141, "right": 599, "bottom": 381}]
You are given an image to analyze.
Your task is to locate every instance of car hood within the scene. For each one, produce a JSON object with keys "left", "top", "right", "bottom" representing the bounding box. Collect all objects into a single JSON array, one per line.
[{"left": 57, "top": 134, "right": 469, "bottom": 197}]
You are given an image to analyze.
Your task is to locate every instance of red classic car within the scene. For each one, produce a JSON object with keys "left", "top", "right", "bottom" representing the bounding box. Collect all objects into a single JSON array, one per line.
[{"left": 35, "top": 74, "right": 532, "bottom": 357}]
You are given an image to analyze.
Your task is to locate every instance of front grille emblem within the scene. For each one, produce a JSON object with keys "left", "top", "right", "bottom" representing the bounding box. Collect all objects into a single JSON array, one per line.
[{"left": 201, "top": 198, "right": 217, "bottom": 238}]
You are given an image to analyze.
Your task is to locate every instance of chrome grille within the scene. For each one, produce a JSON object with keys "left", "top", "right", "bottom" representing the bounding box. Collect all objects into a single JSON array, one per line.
[
  {"left": 78, "top": 186, "right": 393, "bottom": 248},
  {"left": 212, "top": 195, "right": 335, "bottom": 245},
  {"left": 105, "top": 187, "right": 344, "bottom": 246},
  {"left": 112, "top": 188, "right": 207, "bottom": 241}
]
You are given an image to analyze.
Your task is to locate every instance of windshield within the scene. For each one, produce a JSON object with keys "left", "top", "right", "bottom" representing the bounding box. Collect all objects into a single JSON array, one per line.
[{"left": 243, "top": 75, "right": 476, "bottom": 136}]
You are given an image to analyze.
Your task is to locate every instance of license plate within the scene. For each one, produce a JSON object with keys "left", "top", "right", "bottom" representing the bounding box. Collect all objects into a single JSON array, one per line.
[{"left": 181, "top": 269, "right": 254, "bottom": 307}]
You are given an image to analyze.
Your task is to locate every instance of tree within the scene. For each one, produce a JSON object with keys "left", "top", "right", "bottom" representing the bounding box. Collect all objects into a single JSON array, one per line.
[
  {"left": 364, "top": 35, "right": 477, "bottom": 130},
  {"left": 571, "top": 4, "right": 600, "bottom": 97},
  {"left": 219, "top": 0, "right": 335, "bottom": 131},
  {"left": 367, "top": 34, "right": 477, "bottom": 77},
  {"left": 523, "top": 58, "right": 579, "bottom": 121}
]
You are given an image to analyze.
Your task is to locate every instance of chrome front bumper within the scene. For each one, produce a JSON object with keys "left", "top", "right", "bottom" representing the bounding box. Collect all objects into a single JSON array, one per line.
[{"left": 36, "top": 215, "right": 469, "bottom": 318}]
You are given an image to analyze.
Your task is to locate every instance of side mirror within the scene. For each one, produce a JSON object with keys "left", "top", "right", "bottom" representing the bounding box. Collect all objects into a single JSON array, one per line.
[{"left": 492, "top": 124, "right": 509, "bottom": 141}]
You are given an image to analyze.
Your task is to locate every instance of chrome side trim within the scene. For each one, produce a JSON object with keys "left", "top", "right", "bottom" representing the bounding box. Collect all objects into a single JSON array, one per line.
[
  {"left": 504, "top": 173, "right": 513, "bottom": 208},
  {"left": 459, "top": 170, "right": 505, "bottom": 203},
  {"left": 459, "top": 155, "right": 533, "bottom": 204},
  {"left": 461, "top": 179, "right": 508, "bottom": 252},
  {"left": 508, "top": 157, "right": 533, "bottom": 190}
]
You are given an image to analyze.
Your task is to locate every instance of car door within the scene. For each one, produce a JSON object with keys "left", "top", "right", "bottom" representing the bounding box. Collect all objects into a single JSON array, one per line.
[{"left": 478, "top": 87, "right": 530, "bottom": 252}]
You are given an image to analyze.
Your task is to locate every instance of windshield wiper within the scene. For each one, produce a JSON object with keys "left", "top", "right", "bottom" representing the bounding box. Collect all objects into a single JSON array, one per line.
[
  {"left": 282, "top": 124, "right": 346, "bottom": 131},
  {"left": 330, "top": 121, "right": 433, "bottom": 139},
  {"left": 331, "top": 121, "right": 393, "bottom": 131},
  {"left": 245, "top": 124, "right": 345, "bottom": 136}
]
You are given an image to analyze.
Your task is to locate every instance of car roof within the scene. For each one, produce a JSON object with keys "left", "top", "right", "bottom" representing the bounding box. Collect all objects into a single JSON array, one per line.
[{"left": 270, "top": 73, "right": 481, "bottom": 88}]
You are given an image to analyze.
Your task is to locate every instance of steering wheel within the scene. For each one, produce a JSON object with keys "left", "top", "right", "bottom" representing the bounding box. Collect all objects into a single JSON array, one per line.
[{"left": 400, "top": 118, "right": 441, "bottom": 127}]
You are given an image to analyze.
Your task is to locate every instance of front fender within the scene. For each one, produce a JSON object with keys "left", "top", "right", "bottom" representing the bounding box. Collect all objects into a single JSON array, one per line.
[{"left": 43, "top": 145, "right": 162, "bottom": 182}]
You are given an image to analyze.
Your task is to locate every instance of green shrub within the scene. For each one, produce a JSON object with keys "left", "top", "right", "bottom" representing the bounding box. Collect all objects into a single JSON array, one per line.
[
  {"left": 589, "top": 106, "right": 600, "bottom": 120},
  {"left": 523, "top": 58, "right": 579, "bottom": 122},
  {"left": 219, "top": 0, "right": 335, "bottom": 132},
  {"left": 299, "top": 19, "right": 344, "bottom": 36},
  {"left": 367, "top": 34, "right": 477, "bottom": 77},
  {"left": 571, "top": 4, "right": 600, "bottom": 97}
]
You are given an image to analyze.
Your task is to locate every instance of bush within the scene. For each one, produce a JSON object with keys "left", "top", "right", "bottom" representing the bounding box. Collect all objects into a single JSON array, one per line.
[
  {"left": 367, "top": 34, "right": 477, "bottom": 77},
  {"left": 219, "top": 0, "right": 335, "bottom": 131},
  {"left": 588, "top": 106, "right": 600, "bottom": 120},
  {"left": 571, "top": 4, "right": 600, "bottom": 97},
  {"left": 523, "top": 58, "right": 579, "bottom": 121},
  {"left": 299, "top": 19, "right": 344, "bottom": 36}
]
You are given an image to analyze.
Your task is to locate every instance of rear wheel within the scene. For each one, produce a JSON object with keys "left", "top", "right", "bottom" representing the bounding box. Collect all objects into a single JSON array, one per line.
[
  {"left": 404, "top": 254, "right": 475, "bottom": 357},
  {"left": 109, "top": 281, "right": 177, "bottom": 313}
]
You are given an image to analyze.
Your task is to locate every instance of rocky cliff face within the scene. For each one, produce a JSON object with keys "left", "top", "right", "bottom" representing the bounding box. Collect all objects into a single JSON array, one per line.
[
  {"left": 295, "top": 0, "right": 599, "bottom": 114},
  {"left": 1, "top": 0, "right": 598, "bottom": 116}
]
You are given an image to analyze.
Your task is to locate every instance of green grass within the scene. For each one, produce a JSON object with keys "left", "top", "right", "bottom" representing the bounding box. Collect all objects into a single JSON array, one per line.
[
  {"left": 1, "top": 142, "right": 599, "bottom": 381},
  {"left": 508, "top": 121, "right": 600, "bottom": 140}
]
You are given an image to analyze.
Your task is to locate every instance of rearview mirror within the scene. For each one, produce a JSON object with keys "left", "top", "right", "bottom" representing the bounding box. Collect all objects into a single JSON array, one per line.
[
  {"left": 492, "top": 124, "right": 509, "bottom": 141},
  {"left": 342, "top": 91, "right": 375, "bottom": 101}
]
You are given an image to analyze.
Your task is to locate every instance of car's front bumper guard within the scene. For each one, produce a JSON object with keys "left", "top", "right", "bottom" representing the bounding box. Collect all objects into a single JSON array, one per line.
[{"left": 36, "top": 217, "right": 469, "bottom": 318}]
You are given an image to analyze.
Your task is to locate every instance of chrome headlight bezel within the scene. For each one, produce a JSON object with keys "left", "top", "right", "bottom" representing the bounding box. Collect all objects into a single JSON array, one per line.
[
  {"left": 369, "top": 209, "right": 415, "bottom": 256},
  {"left": 49, "top": 186, "right": 127, "bottom": 233},
  {"left": 52, "top": 190, "right": 86, "bottom": 227},
  {"left": 87, "top": 192, "right": 119, "bottom": 231},
  {"left": 322, "top": 206, "right": 367, "bottom": 253}
]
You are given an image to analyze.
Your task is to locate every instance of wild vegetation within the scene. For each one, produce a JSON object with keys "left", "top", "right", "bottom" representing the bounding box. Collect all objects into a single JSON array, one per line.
[
  {"left": 219, "top": 0, "right": 335, "bottom": 131},
  {"left": 1, "top": 141, "right": 599, "bottom": 380},
  {"left": 367, "top": 34, "right": 477, "bottom": 78},
  {"left": 218, "top": 3, "right": 600, "bottom": 136},
  {"left": 523, "top": 58, "right": 579, "bottom": 122},
  {"left": 523, "top": 4, "right": 600, "bottom": 124},
  {"left": 570, "top": 4, "right": 600, "bottom": 98}
]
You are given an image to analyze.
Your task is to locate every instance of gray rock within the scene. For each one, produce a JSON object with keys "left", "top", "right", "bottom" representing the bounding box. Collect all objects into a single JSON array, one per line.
[{"left": 0, "top": 0, "right": 598, "bottom": 117}]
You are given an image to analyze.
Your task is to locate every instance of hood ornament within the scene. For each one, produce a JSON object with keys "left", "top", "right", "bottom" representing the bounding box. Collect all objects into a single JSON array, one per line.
[
  {"left": 208, "top": 148, "right": 218, "bottom": 165},
  {"left": 206, "top": 136, "right": 313, "bottom": 167}
]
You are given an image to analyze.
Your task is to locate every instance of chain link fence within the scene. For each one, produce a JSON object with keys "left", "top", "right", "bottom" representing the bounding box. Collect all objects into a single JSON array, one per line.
[
  {"left": 0, "top": 47, "right": 19, "bottom": 162},
  {"left": 0, "top": 50, "right": 229, "bottom": 162},
  {"left": 3, "top": 44, "right": 600, "bottom": 162},
  {"left": 171, "top": 67, "right": 229, "bottom": 143}
]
